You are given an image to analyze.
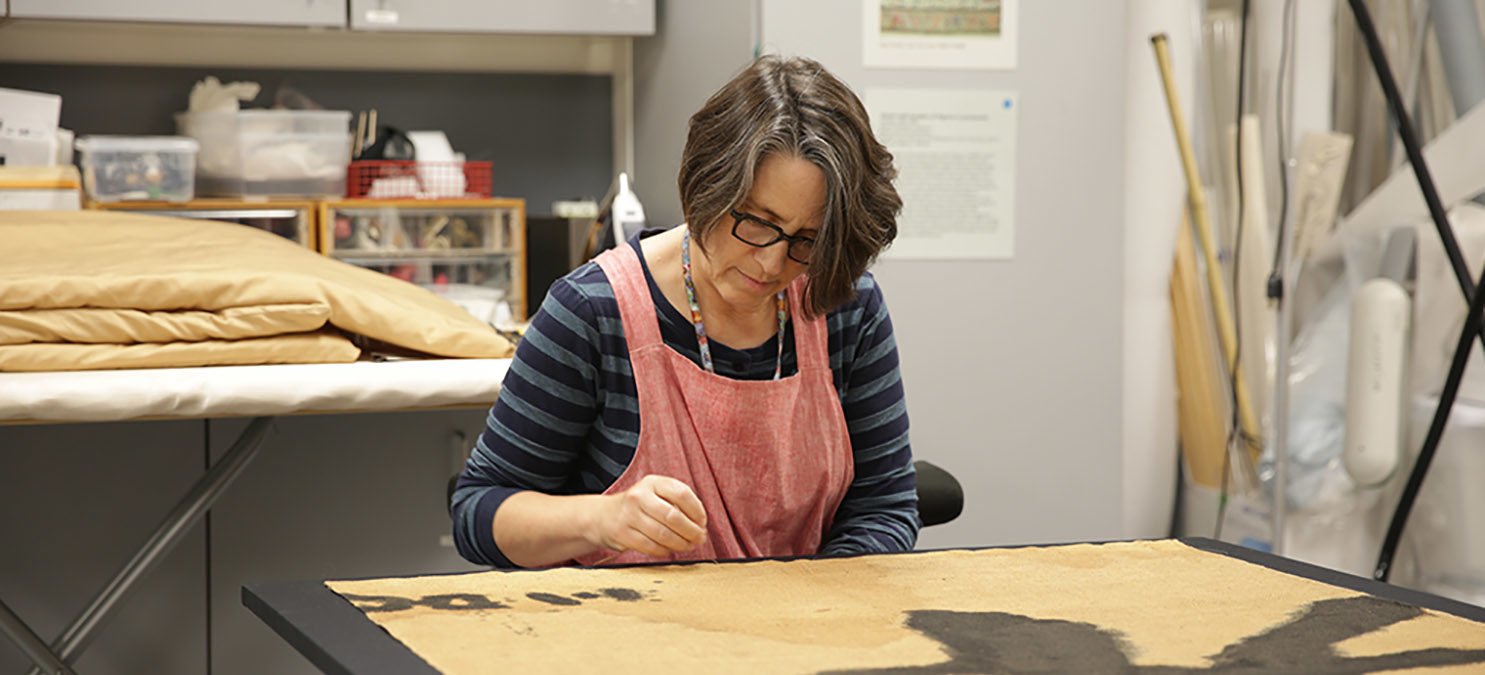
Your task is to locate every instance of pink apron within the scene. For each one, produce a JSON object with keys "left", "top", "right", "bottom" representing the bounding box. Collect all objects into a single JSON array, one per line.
[{"left": 574, "top": 242, "right": 853, "bottom": 565}]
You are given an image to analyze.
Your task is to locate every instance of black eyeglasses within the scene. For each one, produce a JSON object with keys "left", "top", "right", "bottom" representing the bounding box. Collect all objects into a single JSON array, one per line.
[{"left": 729, "top": 209, "right": 815, "bottom": 264}]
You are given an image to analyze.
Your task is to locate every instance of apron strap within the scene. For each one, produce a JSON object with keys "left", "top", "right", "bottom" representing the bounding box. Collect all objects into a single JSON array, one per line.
[
  {"left": 594, "top": 244, "right": 664, "bottom": 350},
  {"left": 787, "top": 275, "right": 830, "bottom": 373}
]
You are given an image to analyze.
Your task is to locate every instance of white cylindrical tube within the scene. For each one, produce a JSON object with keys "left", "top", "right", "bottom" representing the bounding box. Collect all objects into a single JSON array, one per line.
[{"left": 1344, "top": 278, "right": 1412, "bottom": 486}]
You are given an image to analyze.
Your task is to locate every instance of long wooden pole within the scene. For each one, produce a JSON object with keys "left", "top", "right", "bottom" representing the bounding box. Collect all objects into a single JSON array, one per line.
[{"left": 1150, "top": 33, "right": 1263, "bottom": 466}]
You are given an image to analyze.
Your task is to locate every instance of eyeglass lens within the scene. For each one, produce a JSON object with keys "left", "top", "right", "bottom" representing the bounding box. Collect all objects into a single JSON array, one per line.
[{"left": 734, "top": 214, "right": 813, "bottom": 263}]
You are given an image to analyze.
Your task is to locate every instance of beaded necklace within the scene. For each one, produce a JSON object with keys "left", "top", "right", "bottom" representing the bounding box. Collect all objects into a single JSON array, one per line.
[{"left": 680, "top": 230, "right": 788, "bottom": 380}]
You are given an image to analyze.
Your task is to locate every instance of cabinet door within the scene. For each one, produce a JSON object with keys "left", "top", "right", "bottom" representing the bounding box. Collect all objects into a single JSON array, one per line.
[
  {"left": 349, "top": 0, "right": 653, "bottom": 36},
  {"left": 10, "top": 0, "right": 346, "bottom": 27}
]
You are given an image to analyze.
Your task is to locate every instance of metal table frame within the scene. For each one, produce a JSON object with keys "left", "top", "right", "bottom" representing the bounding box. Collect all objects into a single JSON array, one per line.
[
  {"left": 0, "top": 357, "right": 509, "bottom": 674},
  {"left": 1, "top": 417, "right": 273, "bottom": 675}
]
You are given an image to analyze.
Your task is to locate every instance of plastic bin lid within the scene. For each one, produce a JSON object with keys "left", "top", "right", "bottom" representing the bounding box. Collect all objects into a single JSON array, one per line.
[
  {"left": 237, "top": 109, "right": 351, "bottom": 119},
  {"left": 74, "top": 135, "right": 200, "bottom": 152},
  {"left": 176, "top": 109, "right": 352, "bottom": 120}
]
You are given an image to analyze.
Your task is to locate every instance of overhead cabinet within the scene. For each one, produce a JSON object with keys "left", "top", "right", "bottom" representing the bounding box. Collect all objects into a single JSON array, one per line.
[
  {"left": 9, "top": 0, "right": 652, "bottom": 35},
  {"left": 348, "top": 0, "right": 654, "bottom": 35},
  {"left": 9, "top": 0, "right": 347, "bottom": 27}
]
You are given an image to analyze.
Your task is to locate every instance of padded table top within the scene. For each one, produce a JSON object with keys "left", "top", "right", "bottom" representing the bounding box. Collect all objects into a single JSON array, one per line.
[{"left": 0, "top": 358, "right": 510, "bottom": 423}]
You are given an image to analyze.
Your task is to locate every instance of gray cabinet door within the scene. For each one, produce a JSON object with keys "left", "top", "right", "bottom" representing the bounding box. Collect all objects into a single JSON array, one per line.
[
  {"left": 10, "top": 0, "right": 347, "bottom": 27},
  {"left": 349, "top": 0, "right": 653, "bottom": 35}
]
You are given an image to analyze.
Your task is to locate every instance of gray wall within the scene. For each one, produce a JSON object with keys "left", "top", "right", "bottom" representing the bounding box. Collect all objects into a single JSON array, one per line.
[
  {"left": 634, "top": 0, "right": 1136, "bottom": 550},
  {"left": 632, "top": 0, "right": 757, "bottom": 226},
  {"left": 763, "top": 1, "right": 1131, "bottom": 549},
  {"left": 0, "top": 64, "right": 613, "bottom": 214},
  {"left": 0, "top": 421, "right": 208, "bottom": 674}
]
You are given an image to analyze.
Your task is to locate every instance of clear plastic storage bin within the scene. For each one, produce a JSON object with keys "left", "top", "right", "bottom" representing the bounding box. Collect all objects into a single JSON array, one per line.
[
  {"left": 175, "top": 110, "right": 351, "bottom": 198},
  {"left": 319, "top": 199, "right": 528, "bottom": 321},
  {"left": 74, "top": 136, "right": 198, "bottom": 203}
]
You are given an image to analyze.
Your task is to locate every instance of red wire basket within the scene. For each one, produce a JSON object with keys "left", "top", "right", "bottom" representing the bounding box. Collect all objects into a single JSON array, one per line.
[{"left": 345, "top": 160, "right": 493, "bottom": 199}]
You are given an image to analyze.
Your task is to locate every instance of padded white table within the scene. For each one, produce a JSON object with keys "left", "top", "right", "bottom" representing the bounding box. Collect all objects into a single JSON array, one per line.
[{"left": 0, "top": 358, "right": 510, "bottom": 674}]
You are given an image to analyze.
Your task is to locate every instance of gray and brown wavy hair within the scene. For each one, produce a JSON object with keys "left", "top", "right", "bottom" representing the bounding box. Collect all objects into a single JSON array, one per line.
[{"left": 679, "top": 54, "right": 902, "bottom": 317}]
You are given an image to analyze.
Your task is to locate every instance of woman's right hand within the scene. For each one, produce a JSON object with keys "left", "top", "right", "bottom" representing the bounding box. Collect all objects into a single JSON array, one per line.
[{"left": 588, "top": 474, "right": 708, "bottom": 557}]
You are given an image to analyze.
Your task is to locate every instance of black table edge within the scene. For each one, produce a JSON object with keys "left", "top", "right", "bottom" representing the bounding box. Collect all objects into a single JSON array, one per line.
[
  {"left": 1179, "top": 536, "right": 1485, "bottom": 623},
  {"left": 243, "top": 581, "right": 438, "bottom": 675}
]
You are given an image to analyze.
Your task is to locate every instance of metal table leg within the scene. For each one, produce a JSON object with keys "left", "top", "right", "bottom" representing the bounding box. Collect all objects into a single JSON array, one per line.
[
  {"left": 21, "top": 416, "right": 273, "bottom": 674},
  {"left": 0, "top": 597, "right": 72, "bottom": 675}
]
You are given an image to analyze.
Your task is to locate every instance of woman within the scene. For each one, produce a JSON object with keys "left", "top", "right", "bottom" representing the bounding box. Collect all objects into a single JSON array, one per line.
[{"left": 452, "top": 54, "right": 917, "bottom": 568}]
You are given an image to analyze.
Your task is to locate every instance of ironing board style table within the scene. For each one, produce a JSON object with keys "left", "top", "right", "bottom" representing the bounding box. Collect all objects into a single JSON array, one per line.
[
  {"left": 0, "top": 358, "right": 510, "bottom": 674},
  {"left": 243, "top": 537, "right": 1485, "bottom": 675}
]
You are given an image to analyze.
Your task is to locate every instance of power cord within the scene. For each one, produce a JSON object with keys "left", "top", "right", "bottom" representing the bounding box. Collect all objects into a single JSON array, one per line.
[{"left": 1269, "top": 0, "right": 1298, "bottom": 299}]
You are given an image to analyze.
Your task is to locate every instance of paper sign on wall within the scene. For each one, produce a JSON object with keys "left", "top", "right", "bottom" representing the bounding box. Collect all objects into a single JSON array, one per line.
[
  {"left": 863, "top": 0, "right": 1018, "bottom": 70},
  {"left": 867, "top": 88, "right": 1018, "bottom": 260}
]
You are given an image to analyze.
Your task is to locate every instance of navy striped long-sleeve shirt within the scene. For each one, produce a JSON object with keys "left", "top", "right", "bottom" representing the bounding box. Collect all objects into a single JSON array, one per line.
[{"left": 451, "top": 233, "right": 919, "bottom": 567}]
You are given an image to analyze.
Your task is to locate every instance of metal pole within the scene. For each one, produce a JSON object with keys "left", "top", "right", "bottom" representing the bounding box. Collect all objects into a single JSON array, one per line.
[
  {"left": 1430, "top": 0, "right": 1485, "bottom": 209},
  {"left": 1272, "top": 163, "right": 1299, "bottom": 557},
  {"left": 1429, "top": 0, "right": 1485, "bottom": 115},
  {"left": 31, "top": 417, "right": 273, "bottom": 672}
]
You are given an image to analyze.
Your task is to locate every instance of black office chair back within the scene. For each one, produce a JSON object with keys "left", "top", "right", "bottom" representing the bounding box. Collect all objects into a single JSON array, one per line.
[{"left": 913, "top": 460, "right": 963, "bottom": 527}]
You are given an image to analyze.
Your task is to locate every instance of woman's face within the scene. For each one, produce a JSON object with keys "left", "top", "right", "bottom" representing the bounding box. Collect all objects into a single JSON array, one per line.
[{"left": 698, "top": 153, "right": 825, "bottom": 312}]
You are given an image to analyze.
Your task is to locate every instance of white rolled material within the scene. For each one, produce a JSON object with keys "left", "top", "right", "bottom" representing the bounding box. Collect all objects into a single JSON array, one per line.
[{"left": 1344, "top": 278, "right": 1411, "bottom": 486}]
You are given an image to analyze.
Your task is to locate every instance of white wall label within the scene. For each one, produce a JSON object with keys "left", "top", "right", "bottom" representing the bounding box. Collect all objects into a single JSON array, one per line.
[
  {"left": 867, "top": 87, "right": 1018, "bottom": 260},
  {"left": 364, "top": 9, "right": 400, "bottom": 25}
]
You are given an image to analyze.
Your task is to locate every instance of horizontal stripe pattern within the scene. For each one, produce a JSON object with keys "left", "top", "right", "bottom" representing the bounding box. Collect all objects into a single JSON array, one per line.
[{"left": 453, "top": 235, "right": 918, "bottom": 567}]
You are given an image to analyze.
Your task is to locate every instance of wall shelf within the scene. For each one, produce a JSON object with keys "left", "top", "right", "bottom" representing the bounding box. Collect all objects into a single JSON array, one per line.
[{"left": 0, "top": 18, "right": 626, "bottom": 74}]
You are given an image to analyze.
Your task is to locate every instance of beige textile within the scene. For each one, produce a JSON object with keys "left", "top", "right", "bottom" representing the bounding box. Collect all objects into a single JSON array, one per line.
[
  {"left": 327, "top": 540, "right": 1485, "bottom": 674},
  {"left": 0, "top": 329, "right": 358, "bottom": 372},
  {"left": 0, "top": 210, "right": 512, "bottom": 371}
]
